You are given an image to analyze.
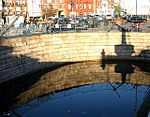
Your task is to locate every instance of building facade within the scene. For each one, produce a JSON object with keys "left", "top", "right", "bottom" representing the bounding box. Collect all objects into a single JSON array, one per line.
[
  {"left": 1, "top": 0, "right": 115, "bottom": 23},
  {"left": 110, "top": 0, "right": 150, "bottom": 18},
  {"left": 50, "top": 0, "right": 65, "bottom": 17},
  {"left": 64, "top": 0, "right": 94, "bottom": 17},
  {"left": 117, "top": 0, "right": 150, "bottom": 16},
  {"left": 2, "top": 0, "right": 28, "bottom": 25},
  {"left": 95, "top": 0, "right": 114, "bottom": 16},
  {"left": 2, "top": 0, "right": 28, "bottom": 16},
  {"left": 2, "top": 0, "right": 149, "bottom": 27},
  {"left": 27, "top": 0, "right": 41, "bottom": 18}
]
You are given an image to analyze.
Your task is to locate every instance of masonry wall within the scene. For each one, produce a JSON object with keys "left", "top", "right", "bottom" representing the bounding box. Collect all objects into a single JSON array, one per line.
[
  {"left": 15, "top": 62, "right": 150, "bottom": 105},
  {"left": 0, "top": 32, "right": 150, "bottom": 83}
]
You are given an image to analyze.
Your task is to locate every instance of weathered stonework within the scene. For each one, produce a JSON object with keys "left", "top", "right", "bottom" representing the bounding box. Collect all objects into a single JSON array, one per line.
[
  {"left": 0, "top": 32, "right": 150, "bottom": 83},
  {"left": 14, "top": 62, "right": 150, "bottom": 105}
]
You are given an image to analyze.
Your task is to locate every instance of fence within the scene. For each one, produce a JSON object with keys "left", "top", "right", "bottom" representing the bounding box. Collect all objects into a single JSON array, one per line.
[{"left": 1, "top": 19, "right": 150, "bottom": 39}]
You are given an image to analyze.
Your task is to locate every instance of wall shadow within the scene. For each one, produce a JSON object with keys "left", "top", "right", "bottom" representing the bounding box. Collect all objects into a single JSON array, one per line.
[
  {"left": 101, "top": 24, "right": 150, "bottom": 115},
  {"left": 105, "top": 24, "right": 135, "bottom": 57},
  {"left": 0, "top": 45, "right": 74, "bottom": 115},
  {"left": 104, "top": 25, "right": 150, "bottom": 62},
  {"left": 115, "top": 26, "right": 135, "bottom": 56},
  {"left": 101, "top": 27, "right": 150, "bottom": 116}
]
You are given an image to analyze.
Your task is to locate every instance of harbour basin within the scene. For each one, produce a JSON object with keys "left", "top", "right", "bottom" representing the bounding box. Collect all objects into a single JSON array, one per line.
[{"left": 0, "top": 61, "right": 150, "bottom": 117}]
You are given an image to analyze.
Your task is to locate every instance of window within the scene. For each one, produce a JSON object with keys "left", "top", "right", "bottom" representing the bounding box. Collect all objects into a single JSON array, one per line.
[
  {"left": 5, "top": 0, "right": 9, "bottom": 6},
  {"left": 89, "top": 4, "right": 91, "bottom": 9},
  {"left": 79, "top": 4, "right": 83, "bottom": 9},
  {"left": 9, "top": 0, "right": 13, "bottom": 4},
  {"left": 76, "top": 4, "right": 78, "bottom": 9},
  {"left": 3, "top": 9, "right": 7, "bottom": 14},
  {"left": 47, "top": 0, "right": 52, "bottom": 3},
  {"left": 68, "top": 4, "right": 71, "bottom": 9},
  {"left": 16, "top": 0, "right": 19, "bottom": 6},
  {"left": 76, "top": 12, "right": 78, "bottom": 16},
  {"left": 103, "top": 4, "right": 106, "bottom": 7},
  {"left": 60, "top": 0, "right": 62, "bottom": 3},
  {"left": 84, "top": 4, "right": 86, "bottom": 9},
  {"left": 20, "top": 0, "right": 25, "bottom": 6}
]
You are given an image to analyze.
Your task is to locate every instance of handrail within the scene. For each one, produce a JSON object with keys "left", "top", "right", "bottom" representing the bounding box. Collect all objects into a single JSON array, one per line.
[{"left": 0, "top": 14, "right": 22, "bottom": 38}]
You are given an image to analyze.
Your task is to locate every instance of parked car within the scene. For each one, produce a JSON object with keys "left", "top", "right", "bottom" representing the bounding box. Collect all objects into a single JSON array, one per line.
[
  {"left": 127, "top": 16, "right": 147, "bottom": 23},
  {"left": 106, "top": 15, "right": 112, "bottom": 20},
  {"left": 95, "top": 15, "right": 103, "bottom": 22}
]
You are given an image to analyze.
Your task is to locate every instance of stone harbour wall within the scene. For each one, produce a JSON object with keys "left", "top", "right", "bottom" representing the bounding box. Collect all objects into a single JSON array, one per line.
[
  {"left": 14, "top": 62, "right": 150, "bottom": 105},
  {"left": 0, "top": 32, "right": 150, "bottom": 83}
]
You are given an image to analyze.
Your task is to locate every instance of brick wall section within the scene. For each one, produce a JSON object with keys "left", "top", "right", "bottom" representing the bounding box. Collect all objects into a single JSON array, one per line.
[{"left": 0, "top": 32, "right": 150, "bottom": 83}]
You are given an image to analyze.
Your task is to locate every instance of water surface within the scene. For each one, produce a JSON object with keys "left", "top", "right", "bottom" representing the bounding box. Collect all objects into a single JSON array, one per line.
[{"left": 0, "top": 61, "right": 150, "bottom": 117}]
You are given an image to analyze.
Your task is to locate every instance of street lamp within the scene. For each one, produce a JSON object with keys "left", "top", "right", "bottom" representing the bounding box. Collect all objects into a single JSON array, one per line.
[
  {"left": 86, "top": 0, "right": 88, "bottom": 17},
  {"left": 136, "top": 0, "right": 137, "bottom": 16},
  {"left": 136, "top": 0, "right": 137, "bottom": 22},
  {"left": 70, "top": 0, "right": 75, "bottom": 17}
]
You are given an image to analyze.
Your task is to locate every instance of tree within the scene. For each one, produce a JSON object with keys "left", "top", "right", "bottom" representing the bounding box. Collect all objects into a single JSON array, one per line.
[
  {"left": 41, "top": 4, "right": 54, "bottom": 21},
  {"left": 114, "top": 4, "right": 122, "bottom": 18}
]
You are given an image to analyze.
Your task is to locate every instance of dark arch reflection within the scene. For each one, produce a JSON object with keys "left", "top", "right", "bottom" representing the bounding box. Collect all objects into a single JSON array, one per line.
[{"left": 0, "top": 61, "right": 150, "bottom": 117}]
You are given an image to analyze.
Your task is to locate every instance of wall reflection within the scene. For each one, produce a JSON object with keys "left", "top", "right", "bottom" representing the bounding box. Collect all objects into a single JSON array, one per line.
[
  {"left": 15, "top": 62, "right": 150, "bottom": 105},
  {"left": 0, "top": 61, "right": 150, "bottom": 117}
]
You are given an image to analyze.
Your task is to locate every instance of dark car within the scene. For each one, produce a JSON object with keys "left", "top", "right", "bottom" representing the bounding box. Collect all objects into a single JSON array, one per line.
[{"left": 127, "top": 16, "right": 147, "bottom": 23}]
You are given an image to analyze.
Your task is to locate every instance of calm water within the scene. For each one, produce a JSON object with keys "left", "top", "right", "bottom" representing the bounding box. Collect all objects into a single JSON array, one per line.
[{"left": 0, "top": 61, "right": 150, "bottom": 117}]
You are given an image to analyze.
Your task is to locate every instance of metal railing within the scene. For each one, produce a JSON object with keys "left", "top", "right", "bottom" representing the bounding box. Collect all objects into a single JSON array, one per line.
[{"left": 1, "top": 19, "right": 150, "bottom": 39}]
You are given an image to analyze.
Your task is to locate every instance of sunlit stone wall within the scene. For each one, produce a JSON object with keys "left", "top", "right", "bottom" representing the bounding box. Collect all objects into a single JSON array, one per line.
[{"left": 0, "top": 32, "right": 150, "bottom": 83}]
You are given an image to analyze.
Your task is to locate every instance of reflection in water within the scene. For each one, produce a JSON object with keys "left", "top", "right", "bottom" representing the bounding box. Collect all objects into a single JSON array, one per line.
[
  {"left": 115, "top": 63, "right": 134, "bottom": 82},
  {"left": 13, "top": 83, "right": 149, "bottom": 117},
  {"left": 0, "top": 61, "right": 150, "bottom": 117}
]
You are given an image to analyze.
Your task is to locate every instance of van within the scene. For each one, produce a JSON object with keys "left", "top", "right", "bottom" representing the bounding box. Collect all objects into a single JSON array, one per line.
[{"left": 106, "top": 15, "right": 112, "bottom": 20}]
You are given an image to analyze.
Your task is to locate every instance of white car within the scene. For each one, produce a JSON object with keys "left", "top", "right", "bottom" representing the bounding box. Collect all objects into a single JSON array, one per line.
[
  {"left": 106, "top": 15, "right": 112, "bottom": 20},
  {"left": 96, "top": 16, "right": 103, "bottom": 21},
  {"left": 95, "top": 15, "right": 103, "bottom": 22}
]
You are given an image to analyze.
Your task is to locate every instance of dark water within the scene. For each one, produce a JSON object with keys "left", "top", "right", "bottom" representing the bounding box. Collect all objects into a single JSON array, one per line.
[{"left": 0, "top": 61, "right": 150, "bottom": 117}]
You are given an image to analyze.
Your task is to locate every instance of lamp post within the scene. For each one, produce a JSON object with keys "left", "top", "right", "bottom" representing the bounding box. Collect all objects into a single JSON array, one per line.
[
  {"left": 86, "top": 0, "right": 88, "bottom": 16},
  {"left": 135, "top": 0, "right": 138, "bottom": 23},
  {"left": 136, "top": 0, "right": 137, "bottom": 16},
  {"left": 70, "top": 0, "right": 75, "bottom": 17}
]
